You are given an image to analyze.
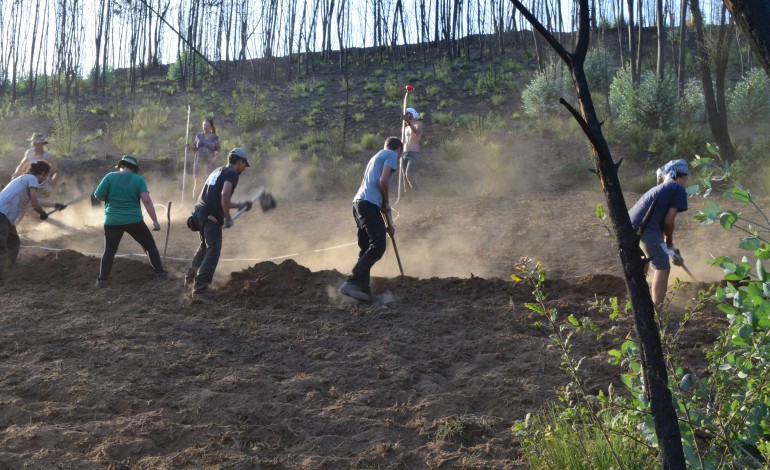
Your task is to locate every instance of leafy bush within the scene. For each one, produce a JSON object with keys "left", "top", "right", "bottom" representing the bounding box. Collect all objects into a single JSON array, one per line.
[
  {"left": 232, "top": 83, "right": 269, "bottom": 132},
  {"left": 521, "top": 61, "right": 572, "bottom": 116},
  {"left": 609, "top": 68, "right": 679, "bottom": 130},
  {"left": 360, "top": 133, "right": 381, "bottom": 150},
  {"left": 729, "top": 67, "right": 770, "bottom": 124},
  {"left": 680, "top": 78, "right": 705, "bottom": 123},
  {"left": 584, "top": 46, "right": 617, "bottom": 95},
  {"left": 439, "top": 138, "right": 464, "bottom": 162},
  {"left": 167, "top": 53, "right": 211, "bottom": 87}
]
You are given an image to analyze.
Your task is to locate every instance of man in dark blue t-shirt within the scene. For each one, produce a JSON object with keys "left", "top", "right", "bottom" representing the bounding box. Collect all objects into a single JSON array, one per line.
[
  {"left": 628, "top": 159, "right": 689, "bottom": 307},
  {"left": 186, "top": 148, "right": 253, "bottom": 299}
]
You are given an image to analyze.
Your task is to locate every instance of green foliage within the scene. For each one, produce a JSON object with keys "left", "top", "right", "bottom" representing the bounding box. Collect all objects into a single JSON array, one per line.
[
  {"left": 111, "top": 102, "right": 168, "bottom": 156},
  {"left": 167, "top": 53, "right": 212, "bottom": 86},
  {"left": 518, "top": 405, "right": 655, "bottom": 470},
  {"left": 438, "top": 138, "right": 464, "bottom": 162},
  {"left": 47, "top": 99, "right": 80, "bottom": 157},
  {"left": 232, "top": 83, "right": 269, "bottom": 132},
  {"left": 729, "top": 67, "right": 770, "bottom": 124},
  {"left": 681, "top": 78, "right": 705, "bottom": 123},
  {"left": 521, "top": 61, "right": 572, "bottom": 116},
  {"left": 360, "top": 133, "right": 381, "bottom": 150},
  {"left": 609, "top": 68, "right": 679, "bottom": 130},
  {"left": 431, "top": 111, "right": 454, "bottom": 126},
  {"left": 584, "top": 46, "right": 617, "bottom": 94}
]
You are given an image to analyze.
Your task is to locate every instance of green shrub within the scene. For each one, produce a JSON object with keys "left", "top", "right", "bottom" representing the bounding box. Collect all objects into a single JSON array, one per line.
[
  {"left": 584, "top": 46, "right": 617, "bottom": 94},
  {"left": 167, "top": 53, "right": 211, "bottom": 87},
  {"left": 232, "top": 83, "right": 269, "bottom": 132},
  {"left": 431, "top": 111, "right": 454, "bottom": 125},
  {"left": 680, "top": 78, "right": 705, "bottom": 123},
  {"left": 521, "top": 61, "right": 572, "bottom": 116},
  {"left": 48, "top": 99, "right": 80, "bottom": 157},
  {"left": 609, "top": 68, "right": 679, "bottom": 130},
  {"left": 360, "top": 133, "right": 381, "bottom": 150},
  {"left": 439, "top": 138, "right": 464, "bottom": 162},
  {"left": 728, "top": 67, "right": 770, "bottom": 124}
]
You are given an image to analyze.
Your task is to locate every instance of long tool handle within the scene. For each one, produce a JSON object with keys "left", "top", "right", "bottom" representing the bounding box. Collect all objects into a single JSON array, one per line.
[
  {"left": 44, "top": 191, "right": 91, "bottom": 216},
  {"left": 163, "top": 201, "right": 172, "bottom": 259},
  {"left": 231, "top": 189, "right": 266, "bottom": 222},
  {"left": 388, "top": 233, "right": 404, "bottom": 277},
  {"left": 383, "top": 211, "right": 404, "bottom": 277},
  {"left": 680, "top": 263, "right": 699, "bottom": 283}
]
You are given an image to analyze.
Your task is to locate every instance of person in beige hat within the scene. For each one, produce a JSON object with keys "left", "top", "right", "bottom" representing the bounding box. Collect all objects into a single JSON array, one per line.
[{"left": 12, "top": 133, "right": 59, "bottom": 187}]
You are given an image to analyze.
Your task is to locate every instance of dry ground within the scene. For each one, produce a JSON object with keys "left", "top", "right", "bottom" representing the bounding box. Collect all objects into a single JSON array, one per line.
[{"left": 0, "top": 141, "right": 737, "bottom": 467}]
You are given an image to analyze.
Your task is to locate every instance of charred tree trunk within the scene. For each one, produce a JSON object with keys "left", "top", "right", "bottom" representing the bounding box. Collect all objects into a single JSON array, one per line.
[
  {"left": 677, "top": 0, "right": 688, "bottom": 93},
  {"left": 691, "top": 0, "right": 736, "bottom": 163},
  {"left": 508, "top": 0, "right": 687, "bottom": 467},
  {"left": 723, "top": 0, "right": 770, "bottom": 77}
]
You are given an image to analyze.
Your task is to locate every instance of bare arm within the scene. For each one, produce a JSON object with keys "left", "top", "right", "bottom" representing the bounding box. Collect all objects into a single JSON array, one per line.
[
  {"left": 140, "top": 192, "right": 159, "bottom": 225},
  {"left": 663, "top": 207, "right": 679, "bottom": 246},
  {"left": 46, "top": 156, "right": 59, "bottom": 185},
  {"left": 221, "top": 181, "right": 240, "bottom": 221},
  {"left": 12, "top": 156, "right": 29, "bottom": 178},
  {"left": 28, "top": 188, "right": 52, "bottom": 217}
]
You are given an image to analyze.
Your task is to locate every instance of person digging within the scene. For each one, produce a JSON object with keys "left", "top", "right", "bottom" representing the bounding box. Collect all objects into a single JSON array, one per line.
[
  {"left": 339, "top": 136, "right": 403, "bottom": 302},
  {"left": 628, "top": 158, "right": 689, "bottom": 309},
  {"left": 0, "top": 161, "right": 67, "bottom": 287},
  {"left": 185, "top": 148, "right": 253, "bottom": 301}
]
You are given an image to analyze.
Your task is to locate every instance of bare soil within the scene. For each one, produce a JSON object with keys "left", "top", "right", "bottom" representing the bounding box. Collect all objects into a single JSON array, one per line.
[
  {"left": 0, "top": 64, "right": 744, "bottom": 467},
  {"left": 0, "top": 158, "right": 733, "bottom": 468}
]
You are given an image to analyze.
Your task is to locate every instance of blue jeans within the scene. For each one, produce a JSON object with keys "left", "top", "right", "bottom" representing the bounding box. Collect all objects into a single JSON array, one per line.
[
  {"left": 187, "top": 217, "right": 223, "bottom": 292},
  {"left": 348, "top": 200, "right": 387, "bottom": 288}
]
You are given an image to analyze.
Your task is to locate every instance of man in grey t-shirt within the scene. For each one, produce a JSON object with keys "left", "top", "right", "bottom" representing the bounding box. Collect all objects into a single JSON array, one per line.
[{"left": 340, "top": 137, "right": 403, "bottom": 301}]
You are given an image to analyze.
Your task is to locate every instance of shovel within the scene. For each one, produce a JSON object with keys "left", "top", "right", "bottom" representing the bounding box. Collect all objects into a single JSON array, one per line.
[{"left": 44, "top": 192, "right": 95, "bottom": 216}]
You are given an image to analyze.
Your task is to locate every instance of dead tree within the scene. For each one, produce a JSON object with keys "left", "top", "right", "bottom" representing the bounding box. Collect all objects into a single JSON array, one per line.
[
  {"left": 508, "top": 0, "right": 687, "bottom": 468},
  {"left": 723, "top": 0, "right": 770, "bottom": 77}
]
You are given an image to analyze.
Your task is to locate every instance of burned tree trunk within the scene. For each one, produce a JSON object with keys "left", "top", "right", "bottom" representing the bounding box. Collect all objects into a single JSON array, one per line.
[{"left": 508, "top": 0, "right": 686, "bottom": 468}]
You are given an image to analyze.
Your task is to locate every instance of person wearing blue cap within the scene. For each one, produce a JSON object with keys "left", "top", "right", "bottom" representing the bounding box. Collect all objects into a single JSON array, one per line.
[
  {"left": 93, "top": 155, "right": 166, "bottom": 288},
  {"left": 628, "top": 158, "right": 690, "bottom": 307},
  {"left": 185, "top": 148, "right": 253, "bottom": 300}
]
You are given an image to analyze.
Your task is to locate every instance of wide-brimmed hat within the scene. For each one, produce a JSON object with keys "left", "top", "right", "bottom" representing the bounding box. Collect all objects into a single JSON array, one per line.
[
  {"left": 229, "top": 148, "right": 251, "bottom": 167},
  {"left": 28, "top": 132, "right": 48, "bottom": 144},
  {"left": 116, "top": 155, "right": 139, "bottom": 170}
]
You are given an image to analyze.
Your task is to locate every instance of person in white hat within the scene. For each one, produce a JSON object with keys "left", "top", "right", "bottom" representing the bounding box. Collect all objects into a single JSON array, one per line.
[
  {"left": 401, "top": 107, "right": 424, "bottom": 192},
  {"left": 628, "top": 158, "right": 690, "bottom": 307},
  {"left": 92, "top": 155, "right": 167, "bottom": 288},
  {"left": 185, "top": 148, "right": 254, "bottom": 300},
  {"left": 12, "top": 133, "right": 59, "bottom": 187}
]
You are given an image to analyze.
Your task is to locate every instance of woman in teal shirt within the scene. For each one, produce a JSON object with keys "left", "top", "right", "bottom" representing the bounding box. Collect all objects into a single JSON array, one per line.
[{"left": 93, "top": 155, "right": 167, "bottom": 288}]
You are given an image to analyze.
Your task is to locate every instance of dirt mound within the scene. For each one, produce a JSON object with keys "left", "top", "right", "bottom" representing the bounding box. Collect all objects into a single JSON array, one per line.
[{"left": 12, "top": 249, "right": 156, "bottom": 287}]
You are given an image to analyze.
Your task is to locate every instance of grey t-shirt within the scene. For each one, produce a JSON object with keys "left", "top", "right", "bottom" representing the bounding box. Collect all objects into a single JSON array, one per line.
[
  {"left": 353, "top": 149, "right": 398, "bottom": 208},
  {"left": 0, "top": 174, "right": 44, "bottom": 223}
]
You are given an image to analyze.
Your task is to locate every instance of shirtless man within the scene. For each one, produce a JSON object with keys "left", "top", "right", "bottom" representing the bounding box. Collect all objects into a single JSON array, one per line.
[{"left": 401, "top": 108, "right": 424, "bottom": 192}]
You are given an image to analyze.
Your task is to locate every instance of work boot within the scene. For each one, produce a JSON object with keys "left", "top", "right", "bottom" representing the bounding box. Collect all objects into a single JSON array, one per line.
[
  {"left": 95, "top": 278, "right": 108, "bottom": 289},
  {"left": 192, "top": 287, "right": 220, "bottom": 302},
  {"left": 339, "top": 280, "right": 372, "bottom": 302}
]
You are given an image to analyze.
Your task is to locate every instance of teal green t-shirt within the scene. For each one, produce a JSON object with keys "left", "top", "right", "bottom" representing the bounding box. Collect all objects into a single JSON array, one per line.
[{"left": 94, "top": 170, "right": 149, "bottom": 225}]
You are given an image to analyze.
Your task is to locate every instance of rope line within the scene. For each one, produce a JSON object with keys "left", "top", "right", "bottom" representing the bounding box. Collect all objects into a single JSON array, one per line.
[{"left": 21, "top": 241, "right": 357, "bottom": 263}]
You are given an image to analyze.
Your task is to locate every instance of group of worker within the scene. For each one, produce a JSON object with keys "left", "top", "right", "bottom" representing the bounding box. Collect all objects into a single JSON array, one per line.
[{"left": 0, "top": 108, "right": 689, "bottom": 308}]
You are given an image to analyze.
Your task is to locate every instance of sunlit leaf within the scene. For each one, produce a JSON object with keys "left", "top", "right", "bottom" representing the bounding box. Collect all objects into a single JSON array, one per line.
[
  {"left": 595, "top": 203, "right": 605, "bottom": 219},
  {"left": 719, "top": 211, "right": 738, "bottom": 230}
]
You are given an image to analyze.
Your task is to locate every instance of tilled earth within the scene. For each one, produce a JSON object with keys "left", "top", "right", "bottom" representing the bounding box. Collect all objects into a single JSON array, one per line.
[{"left": 0, "top": 183, "right": 730, "bottom": 468}]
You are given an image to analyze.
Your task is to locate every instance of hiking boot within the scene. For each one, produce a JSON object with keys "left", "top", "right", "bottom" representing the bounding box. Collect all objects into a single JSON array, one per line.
[
  {"left": 192, "top": 287, "right": 220, "bottom": 302},
  {"left": 95, "top": 278, "right": 108, "bottom": 289},
  {"left": 339, "top": 280, "right": 372, "bottom": 302}
]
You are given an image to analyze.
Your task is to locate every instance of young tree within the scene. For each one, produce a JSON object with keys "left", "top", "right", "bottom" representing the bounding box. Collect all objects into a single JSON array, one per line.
[{"left": 508, "top": 0, "right": 687, "bottom": 467}]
